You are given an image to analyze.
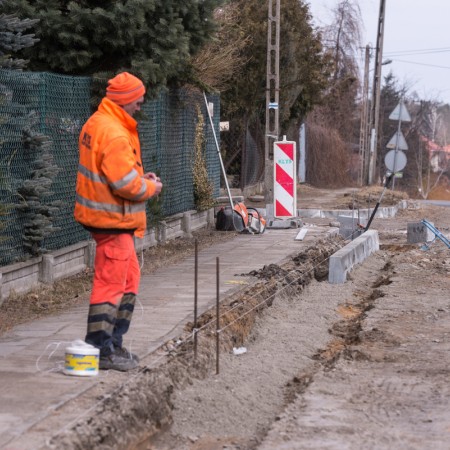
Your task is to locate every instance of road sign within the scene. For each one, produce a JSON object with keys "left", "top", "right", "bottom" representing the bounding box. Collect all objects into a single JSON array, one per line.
[
  {"left": 386, "top": 131, "right": 408, "bottom": 150},
  {"left": 385, "top": 149, "right": 407, "bottom": 173},
  {"left": 274, "top": 139, "right": 296, "bottom": 218},
  {"left": 389, "top": 100, "right": 411, "bottom": 122},
  {"left": 219, "top": 121, "right": 229, "bottom": 131}
]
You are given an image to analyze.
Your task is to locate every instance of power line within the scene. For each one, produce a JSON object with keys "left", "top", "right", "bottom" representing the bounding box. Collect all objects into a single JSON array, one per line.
[
  {"left": 358, "top": 46, "right": 450, "bottom": 57},
  {"left": 385, "top": 46, "right": 450, "bottom": 55},
  {"left": 384, "top": 49, "right": 450, "bottom": 57},
  {"left": 392, "top": 59, "right": 450, "bottom": 70}
]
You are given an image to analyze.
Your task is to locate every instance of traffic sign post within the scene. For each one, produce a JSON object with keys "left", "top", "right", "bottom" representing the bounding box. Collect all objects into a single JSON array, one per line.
[
  {"left": 366, "top": 100, "right": 411, "bottom": 232},
  {"left": 384, "top": 149, "right": 407, "bottom": 173},
  {"left": 386, "top": 131, "right": 408, "bottom": 150},
  {"left": 386, "top": 99, "right": 411, "bottom": 189},
  {"left": 389, "top": 100, "right": 411, "bottom": 122}
]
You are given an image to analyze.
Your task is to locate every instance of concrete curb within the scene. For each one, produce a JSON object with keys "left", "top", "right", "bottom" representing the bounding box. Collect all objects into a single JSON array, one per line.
[
  {"left": 298, "top": 203, "right": 404, "bottom": 219},
  {"left": 328, "top": 230, "right": 380, "bottom": 284}
]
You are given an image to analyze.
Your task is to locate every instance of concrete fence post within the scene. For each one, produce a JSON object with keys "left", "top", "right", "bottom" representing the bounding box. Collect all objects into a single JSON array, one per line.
[
  {"left": 85, "top": 241, "right": 96, "bottom": 268},
  {"left": 207, "top": 208, "right": 215, "bottom": 227},
  {"left": 158, "top": 221, "right": 167, "bottom": 244},
  {"left": 40, "top": 254, "right": 55, "bottom": 284},
  {"left": 182, "top": 211, "right": 193, "bottom": 238}
]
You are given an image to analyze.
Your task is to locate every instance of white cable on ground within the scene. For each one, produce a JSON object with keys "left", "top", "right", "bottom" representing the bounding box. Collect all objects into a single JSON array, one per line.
[{"left": 35, "top": 341, "right": 71, "bottom": 374}]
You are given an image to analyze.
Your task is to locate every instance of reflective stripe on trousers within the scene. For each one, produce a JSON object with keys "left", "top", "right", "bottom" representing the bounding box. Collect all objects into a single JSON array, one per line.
[{"left": 85, "top": 233, "right": 140, "bottom": 355}]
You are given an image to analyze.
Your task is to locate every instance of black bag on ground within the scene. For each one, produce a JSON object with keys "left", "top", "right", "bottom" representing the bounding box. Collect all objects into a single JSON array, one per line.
[{"left": 215, "top": 206, "right": 245, "bottom": 232}]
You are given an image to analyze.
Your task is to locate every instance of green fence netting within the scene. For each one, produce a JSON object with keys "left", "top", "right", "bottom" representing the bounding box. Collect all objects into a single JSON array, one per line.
[{"left": 0, "top": 70, "right": 220, "bottom": 266}]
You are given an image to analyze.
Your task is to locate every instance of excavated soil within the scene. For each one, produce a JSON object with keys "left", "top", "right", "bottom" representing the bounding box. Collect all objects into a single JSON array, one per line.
[
  {"left": 45, "top": 195, "right": 450, "bottom": 450},
  {"left": 5, "top": 186, "right": 450, "bottom": 450},
  {"left": 142, "top": 196, "right": 450, "bottom": 450},
  {"left": 45, "top": 238, "right": 344, "bottom": 450}
]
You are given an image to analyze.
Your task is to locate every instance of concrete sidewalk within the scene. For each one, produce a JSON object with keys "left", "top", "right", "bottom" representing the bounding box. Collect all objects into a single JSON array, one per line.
[{"left": 0, "top": 224, "right": 337, "bottom": 450}]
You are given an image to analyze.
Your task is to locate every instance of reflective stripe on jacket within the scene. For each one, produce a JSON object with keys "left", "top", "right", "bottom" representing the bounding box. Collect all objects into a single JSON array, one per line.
[{"left": 74, "top": 97, "right": 157, "bottom": 238}]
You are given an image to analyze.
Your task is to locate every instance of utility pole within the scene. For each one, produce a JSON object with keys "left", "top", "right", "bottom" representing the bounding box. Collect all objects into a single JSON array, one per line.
[
  {"left": 264, "top": 0, "right": 280, "bottom": 206},
  {"left": 367, "top": 0, "right": 387, "bottom": 185},
  {"left": 359, "top": 44, "right": 371, "bottom": 185}
]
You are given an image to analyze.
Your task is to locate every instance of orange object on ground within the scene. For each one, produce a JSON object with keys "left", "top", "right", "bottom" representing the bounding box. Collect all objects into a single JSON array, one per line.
[
  {"left": 234, "top": 202, "right": 266, "bottom": 233},
  {"left": 216, "top": 202, "right": 266, "bottom": 234}
]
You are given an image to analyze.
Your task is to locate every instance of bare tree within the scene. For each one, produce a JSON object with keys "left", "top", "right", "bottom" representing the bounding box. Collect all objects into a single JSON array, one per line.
[
  {"left": 305, "top": 0, "right": 362, "bottom": 186},
  {"left": 409, "top": 101, "right": 449, "bottom": 199},
  {"left": 322, "top": 0, "right": 362, "bottom": 82},
  {"left": 190, "top": 4, "right": 251, "bottom": 93}
]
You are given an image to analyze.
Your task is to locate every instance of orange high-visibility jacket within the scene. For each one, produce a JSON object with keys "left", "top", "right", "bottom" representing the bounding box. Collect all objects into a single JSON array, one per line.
[{"left": 74, "top": 97, "right": 157, "bottom": 238}]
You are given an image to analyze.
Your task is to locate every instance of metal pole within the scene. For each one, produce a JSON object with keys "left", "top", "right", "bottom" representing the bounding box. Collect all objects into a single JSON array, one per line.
[
  {"left": 194, "top": 239, "right": 198, "bottom": 360},
  {"left": 368, "top": 0, "right": 387, "bottom": 185},
  {"left": 391, "top": 99, "right": 403, "bottom": 190},
  {"left": 298, "top": 123, "right": 306, "bottom": 183},
  {"left": 264, "top": 0, "right": 280, "bottom": 205},
  {"left": 216, "top": 257, "right": 220, "bottom": 375},
  {"left": 360, "top": 45, "right": 371, "bottom": 185}
]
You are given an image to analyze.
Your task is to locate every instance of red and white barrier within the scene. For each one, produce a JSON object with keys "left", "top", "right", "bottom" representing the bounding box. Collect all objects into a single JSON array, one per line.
[{"left": 274, "top": 138, "right": 297, "bottom": 218}]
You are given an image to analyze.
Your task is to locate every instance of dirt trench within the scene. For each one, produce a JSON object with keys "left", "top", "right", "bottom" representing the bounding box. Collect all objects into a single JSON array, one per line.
[
  {"left": 45, "top": 236, "right": 447, "bottom": 450},
  {"left": 44, "top": 238, "right": 342, "bottom": 450},
  {"left": 147, "top": 245, "right": 393, "bottom": 450}
]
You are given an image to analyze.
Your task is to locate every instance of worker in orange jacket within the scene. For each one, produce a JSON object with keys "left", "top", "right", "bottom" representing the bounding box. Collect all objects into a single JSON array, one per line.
[{"left": 74, "top": 72, "right": 162, "bottom": 371}]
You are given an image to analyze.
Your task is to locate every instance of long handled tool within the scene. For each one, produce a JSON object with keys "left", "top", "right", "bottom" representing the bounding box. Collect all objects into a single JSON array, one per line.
[
  {"left": 202, "top": 92, "right": 266, "bottom": 233},
  {"left": 203, "top": 92, "right": 234, "bottom": 210},
  {"left": 364, "top": 173, "right": 394, "bottom": 232}
]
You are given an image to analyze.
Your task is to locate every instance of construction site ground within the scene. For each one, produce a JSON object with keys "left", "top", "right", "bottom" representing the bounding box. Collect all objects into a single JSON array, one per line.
[{"left": 1, "top": 184, "right": 450, "bottom": 450}]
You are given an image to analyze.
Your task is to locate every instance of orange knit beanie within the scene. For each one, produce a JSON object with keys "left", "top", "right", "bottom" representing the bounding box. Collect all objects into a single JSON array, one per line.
[{"left": 106, "top": 72, "right": 146, "bottom": 106}]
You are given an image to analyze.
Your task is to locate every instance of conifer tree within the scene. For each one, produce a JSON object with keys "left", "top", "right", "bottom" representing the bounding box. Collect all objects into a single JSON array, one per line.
[
  {"left": 0, "top": 0, "right": 38, "bottom": 69},
  {"left": 16, "top": 112, "right": 61, "bottom": 257},
  {"left": 219, "top": 0, "right": 328, "bottom": 132},
  {"left": 6, "top": 0, "right": 223, "bottom": 88}
]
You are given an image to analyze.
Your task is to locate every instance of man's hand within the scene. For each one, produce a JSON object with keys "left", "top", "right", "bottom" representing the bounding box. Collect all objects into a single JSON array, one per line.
[
  {"left": 153, "top": 180, "right": 163, "bottom": 195},
  {"left": 143, "top": 172, "right": 160, "bottom": 181},
  {"left": 143, "top": 172, "right": 162, "bottom": 195}
]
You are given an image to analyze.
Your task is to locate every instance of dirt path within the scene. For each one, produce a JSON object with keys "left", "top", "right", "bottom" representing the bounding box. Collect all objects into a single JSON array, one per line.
[
  {"left": 259, "top": 242, "right": 450, "bottom": 450},
  {"left": 140, "top": 199, "right": 450, "bottom": 450}
]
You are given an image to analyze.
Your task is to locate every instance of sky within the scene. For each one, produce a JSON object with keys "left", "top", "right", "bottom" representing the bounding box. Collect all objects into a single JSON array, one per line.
[{"left": 308, "top": 0, "right": 450, "bottom": 105}]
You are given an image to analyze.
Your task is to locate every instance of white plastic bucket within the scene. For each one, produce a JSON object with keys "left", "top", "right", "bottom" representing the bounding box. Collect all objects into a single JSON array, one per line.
[{"left": 64, "top": 339, "right": 99, "bottom": 377}]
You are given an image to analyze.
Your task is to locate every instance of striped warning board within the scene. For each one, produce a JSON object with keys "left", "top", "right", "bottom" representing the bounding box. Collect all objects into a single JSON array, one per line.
[{"left": 274, "top": 139, "right": 296, "bottom": 218}]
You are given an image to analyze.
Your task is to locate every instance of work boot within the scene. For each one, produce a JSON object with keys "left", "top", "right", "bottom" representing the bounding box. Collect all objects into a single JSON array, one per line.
[
  {"left": 114, "top": 345, "right": 140, "bottom": 362},
  {"left": 99, "top": 353, "right": 139, "bottom": 371}
]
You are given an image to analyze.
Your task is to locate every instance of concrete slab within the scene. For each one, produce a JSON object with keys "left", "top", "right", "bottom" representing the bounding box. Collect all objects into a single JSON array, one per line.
[
  {"left": 407, "top": 221, "right": 435, "bottom": 244},
  {"left": 298, "top": 205, "right": 400, "bottom": 219},
  {"left": 328, "top": 230, "right": 380, "bottom": 284}
]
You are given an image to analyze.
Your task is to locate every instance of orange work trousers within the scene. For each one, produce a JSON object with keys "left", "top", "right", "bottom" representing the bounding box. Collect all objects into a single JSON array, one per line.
[{"left": 90, "top": 233, "right": 140, "bottom": 305}]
